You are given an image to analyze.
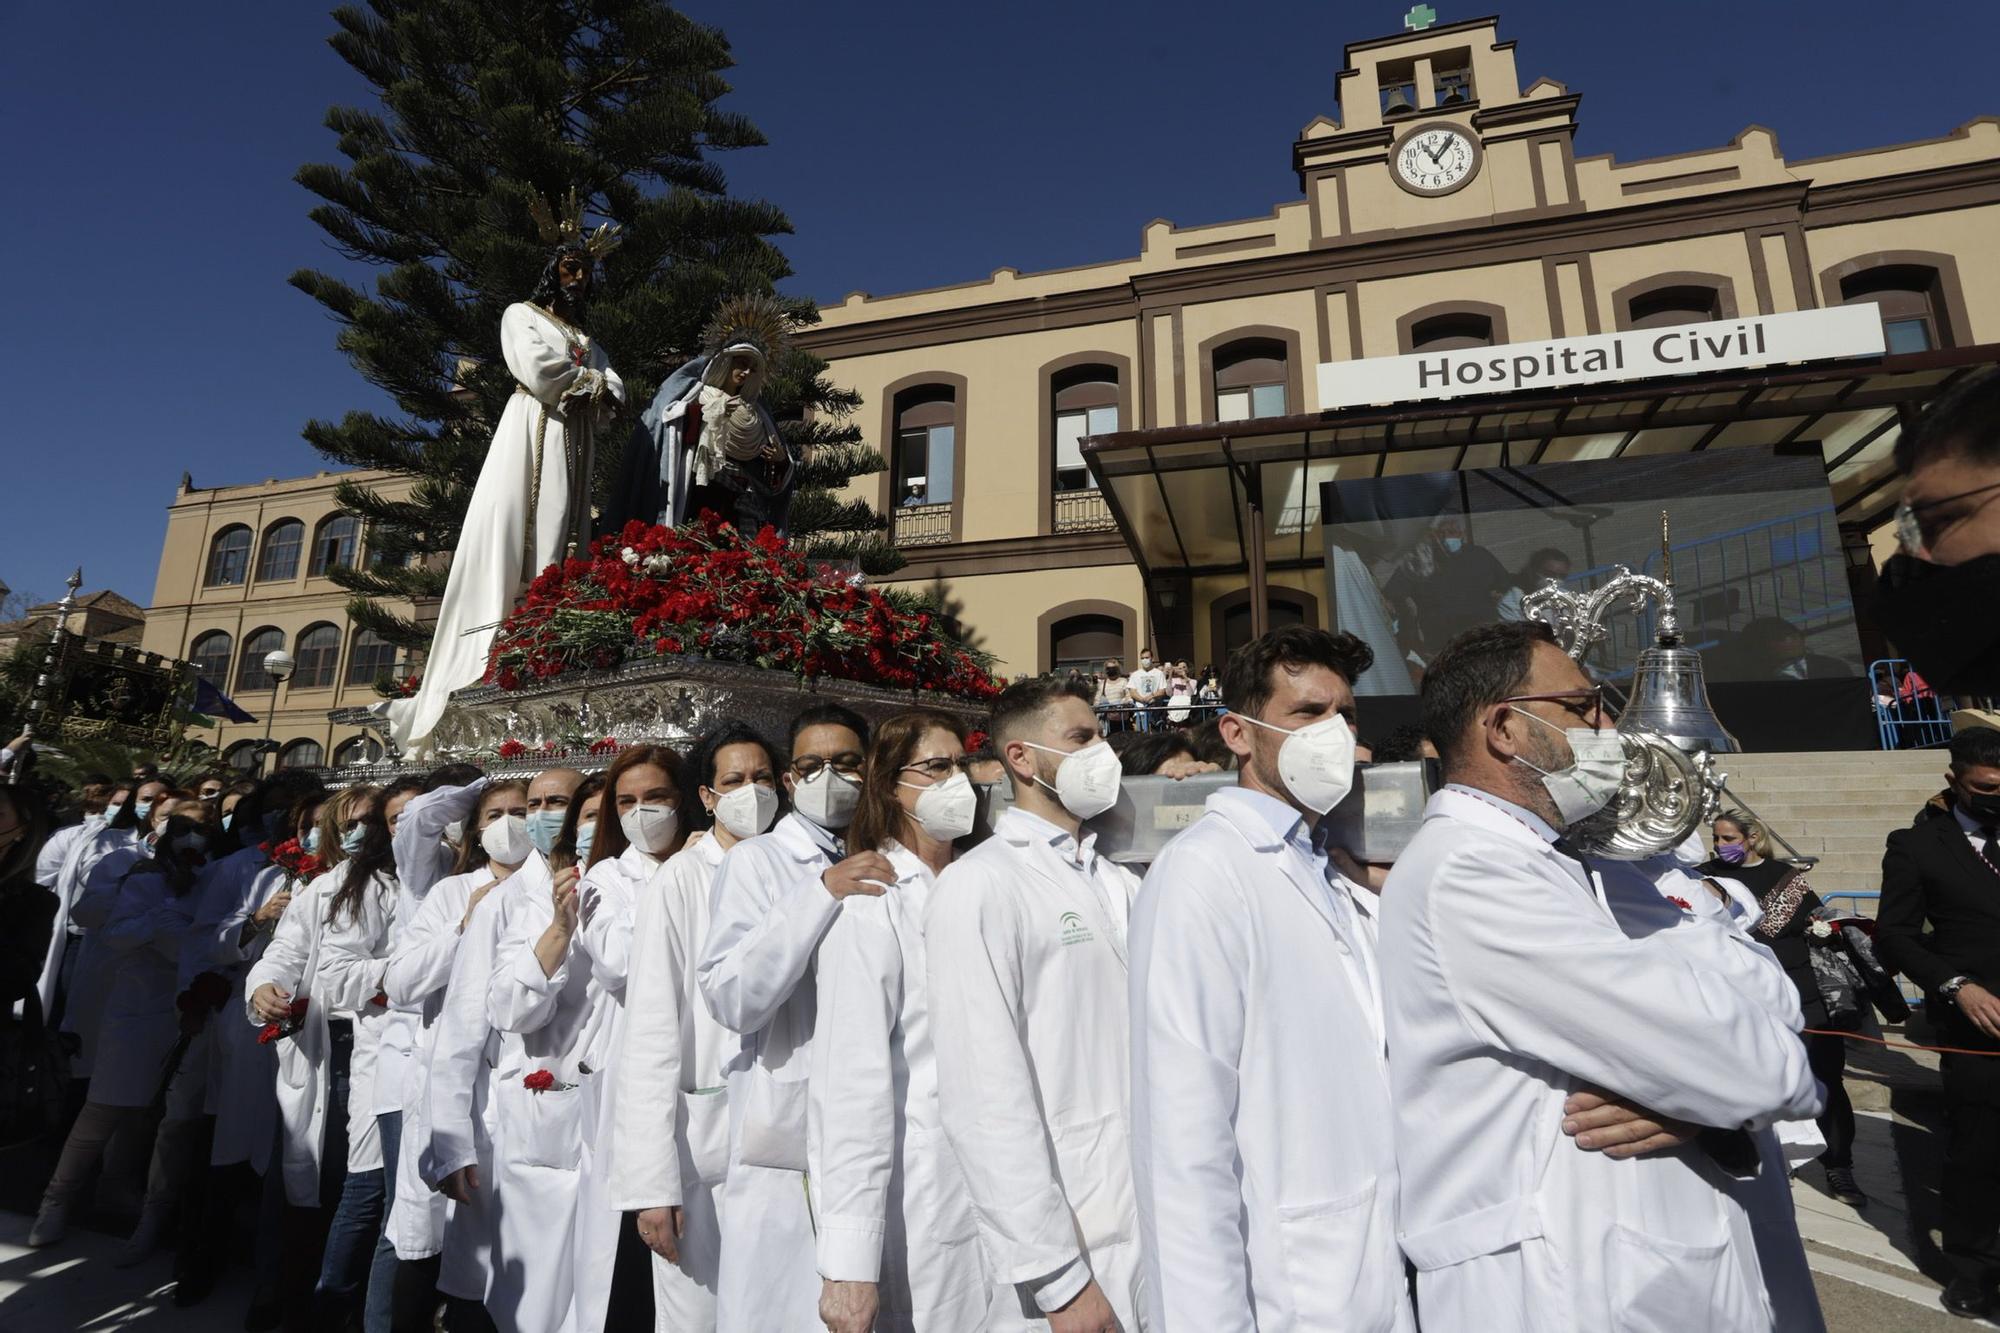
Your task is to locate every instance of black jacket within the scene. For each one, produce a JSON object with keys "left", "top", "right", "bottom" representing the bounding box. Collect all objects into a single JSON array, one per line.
[
  {"left": 1699, "top": 858, "right": 1826, "bottom": 1026},
  {"left": 1878, "top": 813, "right": 2000, "bottom": 1052}
]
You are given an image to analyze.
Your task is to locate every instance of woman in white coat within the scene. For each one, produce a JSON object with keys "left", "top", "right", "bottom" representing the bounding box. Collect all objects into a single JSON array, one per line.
[
  {"left": 486, "top": 745, "right": 686, "bottom": 1332},
  {"left": 811, "top": 711, "right": 993, "bottom": 1333},
  {"left": 370, "top": 777, "right": 520, "bottom": 1328},
  {"left": 29, "top": 816, "right": 211, "bottom": 1246},
  {"left": 247, "top": 785, "right": 398, "bottom": 1323},
  {"left": 62, "top": 779, "right": 175, "bottom": 1077},
  {"left": 614, "top": 722, "right": 785, "bottom": 1330}
]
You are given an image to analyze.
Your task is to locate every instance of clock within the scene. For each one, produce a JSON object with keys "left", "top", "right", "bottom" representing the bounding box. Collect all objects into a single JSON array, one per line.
[{"left": 1390, "top": 124, "right": 1481, "bottom": 197}]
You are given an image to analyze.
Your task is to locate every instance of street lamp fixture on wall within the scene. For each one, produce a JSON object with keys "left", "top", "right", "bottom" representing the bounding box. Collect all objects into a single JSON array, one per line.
[{"left": 258, "top": 649, "right": 296, "bottom": 773}]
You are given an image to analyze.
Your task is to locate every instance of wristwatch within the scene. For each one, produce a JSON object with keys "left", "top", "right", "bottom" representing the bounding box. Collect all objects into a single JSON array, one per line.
[{"left": 1940, "top": 975, "right": 1973, "bottom": 1004}]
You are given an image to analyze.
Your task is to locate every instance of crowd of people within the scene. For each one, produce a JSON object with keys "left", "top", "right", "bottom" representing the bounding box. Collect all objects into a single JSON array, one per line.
[{"left": 3, "top": 610, "right": 1987, "bottom": 1333}]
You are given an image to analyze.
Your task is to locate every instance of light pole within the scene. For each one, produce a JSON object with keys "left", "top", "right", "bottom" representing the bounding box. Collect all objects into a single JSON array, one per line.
[{"left": 258, "top": 649, "right": 296, "bottom": 774}]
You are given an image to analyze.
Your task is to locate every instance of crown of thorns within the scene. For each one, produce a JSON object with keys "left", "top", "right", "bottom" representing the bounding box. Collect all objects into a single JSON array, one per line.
[{"left": 528, "top": 187, "right": 622, "bottom": 261}]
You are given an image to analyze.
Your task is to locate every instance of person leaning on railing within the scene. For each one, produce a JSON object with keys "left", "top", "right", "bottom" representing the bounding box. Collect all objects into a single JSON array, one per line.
[{"left": 1093, "top": 660, "right": 1134, "bottom": 733}]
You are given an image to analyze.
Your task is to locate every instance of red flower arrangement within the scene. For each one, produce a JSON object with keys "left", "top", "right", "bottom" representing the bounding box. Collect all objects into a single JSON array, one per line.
[
  {"left": 374, "top": 672, "right": 422, "bottom": 699},
  {"left": 498, "top": 739, "right": 528, "bottom": 760},
  {"left": 261, "top": 838, "right": 324, "bottom": 885},
  {"left": 588, "top": 737, "right": 618, "bottom": 756},
  {"left": 965, "top": 730, "right": 991, "bottom": 754},
  {"left": 257, "top": 995, "right": 311, "bottom": 1045},
  {"left": 523, "top": 1069, "right": 574, "bottom": 1093},
  {"left": 485, "top": 517, "right": 1000, "bottom": 701}
]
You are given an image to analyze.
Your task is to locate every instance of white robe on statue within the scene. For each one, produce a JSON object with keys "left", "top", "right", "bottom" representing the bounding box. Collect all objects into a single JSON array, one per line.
[{"left": 393, "top": 301, "right": 622, "bottom": 754}]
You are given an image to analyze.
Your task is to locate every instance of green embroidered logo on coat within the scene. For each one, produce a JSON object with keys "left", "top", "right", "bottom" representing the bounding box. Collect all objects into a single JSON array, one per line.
[{"left": 1059, "top": 910, "right": 1093, "bottom": 946}]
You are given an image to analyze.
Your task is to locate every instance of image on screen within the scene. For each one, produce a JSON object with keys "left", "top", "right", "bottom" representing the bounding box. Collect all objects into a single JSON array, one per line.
[{"left": 1320, "top": 449, "right": 1865, "bottom": 697}]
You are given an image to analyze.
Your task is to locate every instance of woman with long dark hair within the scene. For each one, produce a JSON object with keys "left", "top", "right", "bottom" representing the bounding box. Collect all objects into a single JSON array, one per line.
[
  {"left": 30, "top": 814, "right": 210, "bottom": 1247},
  {"left": 548, "top": 773, "right": 606, "bottom": 874},
  {"left": 810, "top": 710, "right": 992, "bottom": 1332},
  {"left": 615, "top": 722, "right": 785, "bottom": 1326},
  {"left": 489, "top": 744, "right": 687, "bottom": 1331}
]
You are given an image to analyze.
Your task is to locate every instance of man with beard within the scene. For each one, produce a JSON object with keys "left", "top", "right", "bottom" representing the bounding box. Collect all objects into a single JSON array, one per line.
[
  {"left": 389, "top": 189, "right": 625, "bottom": 755},
  {"left": 1380, "top": 622, "right": 1824, "bottom": 1332},
  {"left": 1875, "top": 367, "right": 2000, "bottom": 696}
]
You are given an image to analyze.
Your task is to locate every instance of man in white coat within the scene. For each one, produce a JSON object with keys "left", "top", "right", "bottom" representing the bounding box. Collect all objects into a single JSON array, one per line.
[
  {"left": 928, "top": 677, "right": 1145, "bottom": 1332},
  {"left": 1129, "top": 626, "right": 1414, "bottom": 1332},
  {"left": 697, "top": 703, "right": 892, "bottom": 1332},
  {"left": 1379, "top": 621, "right": 1825, "bottom": 1332}
]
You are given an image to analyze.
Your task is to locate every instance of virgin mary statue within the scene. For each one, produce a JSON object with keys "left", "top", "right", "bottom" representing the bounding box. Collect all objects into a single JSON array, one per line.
[{"left": 390, "top": 192, "right": 624, "bottom": 754}]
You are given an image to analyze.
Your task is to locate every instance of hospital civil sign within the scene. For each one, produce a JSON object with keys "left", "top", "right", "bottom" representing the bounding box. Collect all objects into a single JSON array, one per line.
[{"left": 1316, "top": 305, "right": 1887, "bottom": 410}]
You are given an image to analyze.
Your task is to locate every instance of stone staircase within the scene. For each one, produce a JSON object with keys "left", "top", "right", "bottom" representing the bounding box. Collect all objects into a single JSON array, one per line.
[{"left": 1709, "top": 749, "right": 1952, "bottom": 908}]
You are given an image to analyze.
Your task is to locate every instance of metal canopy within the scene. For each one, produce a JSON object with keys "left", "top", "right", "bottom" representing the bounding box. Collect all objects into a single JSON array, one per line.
[{"left": 1081, "top": 343, "right": 2000, "bottom": 582}]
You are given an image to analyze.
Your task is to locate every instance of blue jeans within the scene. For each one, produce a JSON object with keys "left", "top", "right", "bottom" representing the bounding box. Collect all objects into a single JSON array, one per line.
[
  {"left": 364, "top": 1110, "right": 402, "bottom": 1333},
  {"left": 316, "top": 1021, "right": 385, "bottom": 1306}
]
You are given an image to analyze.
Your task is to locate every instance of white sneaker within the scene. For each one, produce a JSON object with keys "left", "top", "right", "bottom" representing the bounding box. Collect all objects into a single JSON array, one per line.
[
  {"left": 26, "top": 1200, "right": 67, "bottom": 1248},
  {"left": 114, "top": 1206, "right": 170, "bottom": 1267}
]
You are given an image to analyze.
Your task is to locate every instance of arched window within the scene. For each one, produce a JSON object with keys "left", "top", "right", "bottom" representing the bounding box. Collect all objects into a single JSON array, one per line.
[
  {"left": 345, "top": 627, "right": 400, "bottom": 687},
  {"left": 310, "top": 514, "right": 362, "bottom": 576},
  {"left": 188, "top": 630, "right": 233, "bottom": 685},
  {"left": 1212, "top": 588, "right": 1318, "bottom": 660},
  {"left": 332, "top": 736, "right": 384, "bottom": 768},
  {"left": 235, "top": 626, "right": 286, "bottom": 693},
  {"left": 205, "top": 526, "right": 252, "bottom": 587},
  {"left": 1213, "top": 339, "right": 1289, "bottom": 421},
  {"left": 1839, "top": 264, "right": 1954, "bottom": 353},
  {"left": 293, "top": 623, "right": 341, "bottom": 689},
  {"left": 224, "top": 740, "right": 263, "bottom": 773},
  {"left": 1052, "top": 365, "right": 1119, "bottom": 493},
  {"left": 1626, "top": 285, "right": 1721, "bottom": 329},
  {"left": 1049, "top": 613, "right": 1125, "bottom": 676},
  {"left": 276, "top": 739, "right": 324, "bottom": 770},
  {"left": 256, "top": 519, "right": 305, "bottom": 582},
  {"left": 892, "top": 386, "right": 958, "bottom": 509}
]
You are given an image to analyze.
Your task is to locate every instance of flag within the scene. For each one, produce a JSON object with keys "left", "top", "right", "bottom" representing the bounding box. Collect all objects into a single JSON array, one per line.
[{"left": 192, "top": 676, "right": 256, "bottom": 724}]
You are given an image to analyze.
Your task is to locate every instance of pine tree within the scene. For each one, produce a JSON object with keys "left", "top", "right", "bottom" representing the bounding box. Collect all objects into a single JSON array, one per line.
[{"left": 293, "top": 0, "right": 894, "bottom": 651}]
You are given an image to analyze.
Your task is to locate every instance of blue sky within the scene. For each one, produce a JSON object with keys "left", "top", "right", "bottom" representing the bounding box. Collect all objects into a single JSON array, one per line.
[{"left": 3, "top": 1, "right": 1994, "bottom": 610}]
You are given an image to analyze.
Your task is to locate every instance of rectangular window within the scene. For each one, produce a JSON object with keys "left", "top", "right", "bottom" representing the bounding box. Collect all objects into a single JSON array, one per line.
[
  {"left": 1054, "top": 405, "right": 1115, "bottom": 491},
  {"left": 1217, "top": 389, "right": 1251, "bottom": 423},
  {"left": 1251, "top": 384, "right": 1288, "bottom": 419},
  {"left": 1884, "top": 317, "right": 1933, "bottom": 355}
]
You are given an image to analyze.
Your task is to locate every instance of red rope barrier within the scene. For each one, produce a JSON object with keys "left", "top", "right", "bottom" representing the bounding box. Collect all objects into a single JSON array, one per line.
[{"left": 1803, "top": 1028, "right": 2000, "bottom": 1057}]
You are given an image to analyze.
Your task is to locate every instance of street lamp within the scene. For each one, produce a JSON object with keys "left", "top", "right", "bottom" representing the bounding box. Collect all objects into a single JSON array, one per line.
[{"left": 259, "top": 649, "right": 296, "bottom": 774}]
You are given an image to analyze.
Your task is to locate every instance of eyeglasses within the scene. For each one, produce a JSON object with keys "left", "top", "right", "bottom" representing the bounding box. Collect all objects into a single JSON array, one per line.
[
  {"left": 1895, "top": 480, "right": 2000, "bottom": 556},
  {"left": 790, "top": 753, "right": 864, "bottom": 781},
  {"left": 899, "top": 756, "right": 971, "bottom": 782},
  {"left": 1499, "top": 685, "right": 1615, "bottom": 728}
]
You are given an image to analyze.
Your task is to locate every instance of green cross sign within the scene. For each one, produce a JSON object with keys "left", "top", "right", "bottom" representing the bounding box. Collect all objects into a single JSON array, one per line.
[{"left": 1404, "top": 3, "right": 1438, "bottom": 30}]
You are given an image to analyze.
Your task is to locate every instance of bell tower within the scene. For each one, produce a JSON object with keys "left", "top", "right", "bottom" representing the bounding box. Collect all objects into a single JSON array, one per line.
[{"left": 1294, "top": 13, "right": 1582, "bottom": 240}]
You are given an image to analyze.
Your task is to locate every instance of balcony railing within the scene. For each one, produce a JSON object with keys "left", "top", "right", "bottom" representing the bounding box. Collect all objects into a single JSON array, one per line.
[
  {"left": 1053, "top": 489, "right": 1117, "bottom": 534},
  {"left": 892, "top": 502, "right": 954, "bottom": 547}
]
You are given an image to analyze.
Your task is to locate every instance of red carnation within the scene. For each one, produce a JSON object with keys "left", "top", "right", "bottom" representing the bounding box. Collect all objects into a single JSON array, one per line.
[
  {"left": 523, "top": 1069, "right": 556, "bottom": 1092},
  {"left": 589, "top": 737, "right": 618, "bottom": 755},
  {"left": 1666, "top": 895, "right": 1693, "bottom": 911},
  {"left": 256, "top": 1022, "right": 283, "bottom": 1045},
  {"left": 498, "top": 739, "right": 527, "bottom": 759}
]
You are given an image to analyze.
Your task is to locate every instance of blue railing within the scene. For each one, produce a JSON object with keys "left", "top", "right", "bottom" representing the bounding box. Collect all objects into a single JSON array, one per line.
[{"left": 1869, "top": 658, "right": 1956, "bottom": 751}]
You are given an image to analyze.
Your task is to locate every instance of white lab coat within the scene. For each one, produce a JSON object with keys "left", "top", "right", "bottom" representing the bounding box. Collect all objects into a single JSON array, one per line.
[
  {"left": 483, "top": 849, "right": 631, "bottom": 1333},
  {"left": 697, "top": 812, "right": 843, "bottom": 1332},
  {"left": 1378, "top": 788, "right": 1824, "bottom": 1333},
  {"left": 611, "top": 835, "right": 733, "bottom": 1329},
  {"left": 61, "top": 829, "right": 146, "bottom": 1072},
  {"left": 1130, "top": 791, "right": 1414, "bottom": 1333},
  {"left": 245, "top": 867, "right": 394, "bottom": 1205},
  {"left": 90, "top": 865, "right": 196, "bottom": 1108},
  {"left": 30, "top": 820, "right": 92, "bottom": 1015},
  {"left": 810, "top": 841, "right": 991, "bottom": 1332},
  {"left": 927, "top": 807, "right": 1148, "bottom": 1330},
  {"left": 181, "top": 847, "right": 287, "bottom": 1171},
  {"left": 422, "top": 865, "right": 537, "bottom": 1308}
]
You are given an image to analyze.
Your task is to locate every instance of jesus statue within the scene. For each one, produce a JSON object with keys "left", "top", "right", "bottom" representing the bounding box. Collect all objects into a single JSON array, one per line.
[{"left": 390, "top": 190, "right": 625, "bottom": 754}]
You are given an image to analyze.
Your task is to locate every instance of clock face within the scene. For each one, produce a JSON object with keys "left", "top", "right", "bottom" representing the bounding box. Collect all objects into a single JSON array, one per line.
[{"left": 1393, "top": 126, "right": 1479, "bottom": 196}]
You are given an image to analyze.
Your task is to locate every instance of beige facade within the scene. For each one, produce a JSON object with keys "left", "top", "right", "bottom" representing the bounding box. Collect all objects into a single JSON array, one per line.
[
  {"left": 143, "top": 470, "right": 415, "bottom": 770},
  {"left": 801, "top": 15, "right": 2000, "bottom": 676}
]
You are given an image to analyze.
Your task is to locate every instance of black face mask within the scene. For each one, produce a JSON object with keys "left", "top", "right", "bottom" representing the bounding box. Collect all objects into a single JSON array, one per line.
[
  {"left": 1959, "top": 788, "right": 2000, "bottom": 824},
  {"left": 1874, "top": 552, "right": 2000, "bottom": 696}
]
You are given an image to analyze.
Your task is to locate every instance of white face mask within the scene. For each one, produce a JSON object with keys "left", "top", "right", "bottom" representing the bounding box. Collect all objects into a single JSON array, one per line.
[
  {"left": 1512, "top": 710, "right": 1628, "bottom": 829},
  {"left": 339, "top": 825, "right": 369, "bottom": 856},
  {"left": 791, "top": 766, "right": 861, "bottom": 831},
  {"left": 480, "top": 813, "right": 533, "bottom": 866},
  {"left": 524, "top": 809, "right": 566, "bottom": 856},
  {"left": 442, "top": 818, "right": 465, "bottom": 848},
  {"left": 573, "top": 820, "right": 597, "bottom": 864},
  {"left": 712, "top": 783, "right": 780, "bottom": 840},
  {"left": 132, "top": 799, "right": 155, "bottom": 823},
  {"left": 619, "top": 803, "right": 679, "bottom": 855},
  {"left": 1234, "top": 711, "right": 1357, "bottom": 815},
  {"left": 900, "top": 770, "right": 979, "bottom": 841},
  {"left": 1023, "top": 740, "right": 1123, "bottom": 820}
]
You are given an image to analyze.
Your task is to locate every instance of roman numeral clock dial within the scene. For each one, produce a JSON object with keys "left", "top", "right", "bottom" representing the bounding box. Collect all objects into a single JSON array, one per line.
[{"left": 1391, "top": 125, "right": 1481, "bottom": 197}]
